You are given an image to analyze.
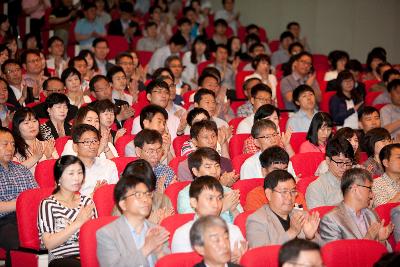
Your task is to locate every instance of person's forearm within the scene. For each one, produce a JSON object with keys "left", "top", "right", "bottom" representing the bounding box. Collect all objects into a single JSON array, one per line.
[
  {"left": 42, "top": 221, "right": 81, "bottom": 250},
  {"left": 20, "top": 156, "right": 41, "bottom": 169},
  {"left": 384, "top": 120, "right": 400, "bottom": 134},
  {"left": 0, "top": 200, "right": 16, "bottom": 213}
]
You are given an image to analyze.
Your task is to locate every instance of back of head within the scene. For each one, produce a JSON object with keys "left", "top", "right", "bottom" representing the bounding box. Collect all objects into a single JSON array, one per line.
[
  {"left": 134, "top": 129, "right": 163, "bottom": 149},
  {"left": 189, "top": 175, "right": 223, "bottom": 199},
  {"left": 340, "top": 167, "right": 372, "bottom": 196},
  {"left": 186, "top": 108, "right": 210, "bottom": 126},
  {"left": 121, "top": 159, "right": 157, "bottom": 191},
  {"left": 259, "top": 146, "right": 289, "bottom": 169},
  {"left": 278, "top": 239, "right": 320, "bottom": 267},
  {"left": 264, "top": 169, "right": 295, "bottom": 190},
  {"left": 169, "top": 33, "right": 187, "bottom": 47}
]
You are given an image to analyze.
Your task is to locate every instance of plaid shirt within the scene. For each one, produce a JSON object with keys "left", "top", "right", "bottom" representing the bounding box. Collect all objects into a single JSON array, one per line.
[
  {"left": 153, "top": 163, "right": 175, "bottom": 189},
  {"left": 243, "top": 136, "right": 260, "bottom": 154},
  {"left": 0, "top": 161, "right": 38, "bottom": 218}
]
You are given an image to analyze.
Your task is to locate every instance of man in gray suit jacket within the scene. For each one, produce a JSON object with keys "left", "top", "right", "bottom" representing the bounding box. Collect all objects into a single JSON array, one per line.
[
  {"left": 96, "top": 176, "right": 170, "bottom": 267},
  {"left": 246, "top": 170, "right": 321, "bottom": 248},
  {"left": 319, "top": 168, "right": 394, "bottom": 251}
]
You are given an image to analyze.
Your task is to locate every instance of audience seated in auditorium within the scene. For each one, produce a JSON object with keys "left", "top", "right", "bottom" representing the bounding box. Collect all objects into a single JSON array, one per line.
[
  {"left": 324, "top": 50, "right": 349, "bottom": 82},
  {"left": 172, "top": 175, "right": 245, "bottom": 258},
  {"left": 369, "top": 62, "right": 392, "bottom": 92},
  {"left": 280, "top": 52, "right": 321, "bottom": 111},
  {"left": 372, "top": 144, "right": 400, "bottom": 207},
  {"left": 177, "top": 147, "right": 241, "bottom": 223},
  {"left": 62, "top": 67, "right": 92, "bottom": 108},
  {"left": 38, "top": 155, "right": 97, "bottom": 267},
  {"left": 107, "top": 65, "right": 133, "bottom": 106},
  {"left": 107, "top": 2, "right": 137, "bottom": 43},
  {"left": 92, "top": 37, "right": 114, "bottom": 76},
  {"left": 319, "top": 168, "right": 393, "bottom": 251},
  {"left": 211, "top": 19, "right": 229, "bottom": 46},
  {"left": 0, "top": 127, "right": 38, "bottom": 266},
  {"left": 215, "top": 0, "right": 240, "bottom": 34},
  {"left": 208, "top": 44, "right": 236, "bottom": 91},
  {"left": 271, "top": 31, "right": 294, "bottom": 67},
  {"left": 97, "top": 175, "right": 170, "bottom": 266},
  {"left": 357, "top": 106, "right": 381, "bottom": 151},
  {"left": 46, "top": 36, "right": 68, "bottom": 78},
  {"left": 299, "top": 112, "right": 332, "bottom": 154},
  {"left": 191, "top": 215, "right": 245, "bottom": 267},
  {"left": 137, "top": 21, "right": 166, "bottom": 52},
  {"left": 363, "top": 47, "right": 387, "bottom": 82},
  {"left": 362, "top": 127, "right": 391, "bottom": 177},
  {"left": 306, "top": 137, "right": 354, "bottom": 209},
  {"left": 0, "top": 78, "right": 12, "bottom": 126},
  {"left": 236, "top": 77, "right": 262, "bottom": 117},
  {"left": 134, "top": 129, "right": 176, "bottom": 189},
  {"left": 286, "top": 85, "right": 317, "bottom": 133},
  {"left": 21, "top": 49, "right": 48, "bottom": 100},
  {"left": 373, "top": 69, "right": 400, "bottom": 105},
  {"left": 246, "top": 170, "right": 321, "bottom": 248},
  {"left": 194, "top": 88, "right": 230, "bottom": 128},
  {"left": 245, "top": 146, "right": 307, "bottom": 211},
  {"left": 165, "top": 56, "right": 190, "bottom": 101}
]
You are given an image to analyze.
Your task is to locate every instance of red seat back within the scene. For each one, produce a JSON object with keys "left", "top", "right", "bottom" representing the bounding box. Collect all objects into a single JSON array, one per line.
[
  {"left": 297, "top": 175, "right": 318, "bottom": 195},
  {"left": 230, "top": 100, "right": 246, "bottom": 115},
  {"left": 122, "top": 117, "right": 135, "bottom": 134},
  {"left": 364, "top": 79, "right": 380, "bottom": 92},
  {"left": 16, "top": 188, "right": 53, "bottom": 250},
  {"left": 269, "top": 40, "right": 280, "bottom": 53},
  {"left": 240, "top": 245, "right": 281, "bottom": 267},
  {"left": 79, "top": 216, "right": 118, "bottom": 267},
  {"left": 160, "top": 213, "right": 194, "bottom": 247},
  {"left": 320, "top": 91, "right": 336, "bottom": 113},
  {"left": 233, "top": 210, "right": 255, "bottom": 237},
  {"left": 312, "top": 54, "right": 329, "bottom": 71},
  {"left": 235, "top": 71, "right": 253, "bottom": 99},
  {"left": 228, "top": 133, "right": 251, "bottom": 161},
  {"left": 155, "top": 252, "right": 202, "bottom": 267},
  {"left": 136, "top": 50, "right": 153, "bottom": 66},
  {"left": 168, "top": 155, "right": 187, "bottom": 175},
  {"left": 35, "top": 159, "right": 57, "bottom": 188},
  {"left": 228, "top": 117, "right": 245, "bottom": 134},
  {"left": 111, "top": 156, "right": 137, "bottom": 176},
  {"left": 172, "top": 135, "right": 191, "bottom": 156},
  {"left": 291, "top": 152, "right": 325, "bottom": 178},
  {"left": 290, "top": 132, "right": 307, "bottom": 154},
  {"left": 93, "top": 184, "right": 116, "bottom": 217},
  {"left": 106, "top": 35, "right": 129, "bottom": 59},
  {"left": 365, "top": 91, "right": 383, "bottom": 106},
  {"left": 197, "top": 60, "right": 214, "bottom": 77},
  {"left": 232, "top": 153, "right": 253, "bottom": 174},
  {"left": 276, "top": 81, "right": 285, "bottom": 109},
  {"left": 55, "top": 136, "right": 71, "bottom": 155},
  {"left": 309, "top": 205, "right": 335, "bottom": 218},
  {"left": 322, "top": 239, "right": 387, "bottom": 267},
  {"left": 164, "top": 181, "right": 191, "bottom": 212},
  {"left": 114, "top": 134, "right": 135, "bottom": 156},
  {"left": 232, "top": 178, "right": 264, "bottom": 207}
]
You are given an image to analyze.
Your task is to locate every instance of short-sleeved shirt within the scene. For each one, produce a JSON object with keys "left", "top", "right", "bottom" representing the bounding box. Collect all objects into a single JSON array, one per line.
[
  {"left": 286, "top": 109, "right": 318, "bottom": 132},
  {"left": 381, "top": 103, "right": 400, "bottom": 139},
  {"left": 38, "top": 195, "right": 98, "bottom": 262},
  {"left": 372, "top": 173, "right": 400, "bottom": 207},
  {"left": 0, "top": 162, "right": 38, "bottom": 218},
  {"left": 74, "top": 18, "right": 106, "bottom": 48},
  {"left": 305, "top": 171, "right": 343, "bottom": 209}
]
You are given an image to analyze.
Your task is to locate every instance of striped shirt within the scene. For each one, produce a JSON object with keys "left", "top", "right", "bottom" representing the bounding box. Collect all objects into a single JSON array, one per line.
[{"left": 38, "top": 195, "right": 98, "bottom": 262}]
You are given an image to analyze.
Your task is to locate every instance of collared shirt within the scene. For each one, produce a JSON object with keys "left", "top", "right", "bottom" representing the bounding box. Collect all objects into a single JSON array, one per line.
[
  {"left": 0, "top": 105, "right": 9, "bottom": 124},
  {"left": 171, "top": 218, "right": 244, "bottom": 253},
  {"left": 148, "top": 45, "right": 176, "bottom": 74},
  {"left": 236, "top": 114, "right": 254, "bottom": 134},
  {"left": 271, "top": 49, "right": 290, "bottom": 67},
  {"left": 0, "top": 162, "right": 38, "bottom": 217},
  {"left": 74, "top": 18, "right": 106, "bottom": 49},
  {"left": 237, "top": 101, "right": 253, "bottom": 118},
  {"left": 208, "top": 62, "right": 235, "bottom": 90},
  {"left": 124, "top": 216, "right": 155, "bottom": 267},
  {"left": 177, "top": 184, "right": 243, "bottom": 224},
  {"left": 280, "top": 72, "right": 320, "bottom": 111},
  {"left": 286, "top": 109, "right": 318, "bottom": 132},
  {"left": 95, "top": 59, "right": 107, "bottom": 76},
  {"left": 136, "top": 36, "right": 166, "bottom": 52},
  {"left": 372, "top": 173, "right": 400, "bottom": 207},
  {"left": 80, "top": 158, "right": 119, "bottom": 196},
  {"left": 344, "top": 204, "right": 368, "bottom": 237},
  {"left": 381, "top": 103, "right": 400, "bottom": 138},
  {"left": 153, "top": 163, "right": 175, "bottom": 189},
  {"left": 306, "top": 171, "right": 343, "bottom": 209},
  {"left": 9, "top": 85, "right": 22, "bottom": 102}
]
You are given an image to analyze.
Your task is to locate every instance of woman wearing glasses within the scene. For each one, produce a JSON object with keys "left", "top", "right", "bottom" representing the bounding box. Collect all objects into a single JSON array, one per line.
[
  {"left": 38, "top": 155, "right": 98, "bottom": 267},
  {"left": 61, "top": 106, "right": 118, "bottom": 159}
]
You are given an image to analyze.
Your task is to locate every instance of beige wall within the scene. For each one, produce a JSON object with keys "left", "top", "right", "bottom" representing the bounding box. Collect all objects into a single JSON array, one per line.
[{"left": 209, "top": 0, "right": 400, "bottom": 63}]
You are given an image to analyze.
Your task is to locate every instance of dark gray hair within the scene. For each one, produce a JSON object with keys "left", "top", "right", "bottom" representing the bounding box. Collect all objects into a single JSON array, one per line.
[
  {"left": 251, "top": 119, "right": 277, "bottom": 139},
  {"left": 340, "top": 168, "right": 373, "bottom": 195},
  {"left": 190, "top": 215, "right": 229, "bottom": 248}
]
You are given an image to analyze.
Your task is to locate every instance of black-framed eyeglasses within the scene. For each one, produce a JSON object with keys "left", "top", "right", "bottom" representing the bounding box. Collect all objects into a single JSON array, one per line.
[
  {"left": 76, "top": 140, "right": 100, "bottom": 147},
  {"left": 256, "top": 133, "right": 279, "bottom": 141},
  {"left": 330, "top": 158, "right": 353, "bottom": 168},
  {"left": 356, "top": 184, "right": 372, "bottom": 192},
  {"left": 272, "top": 189, "right": 298, "bottom": 197},
  {"left": 123, "top": 191, "right": 153, "bottom": 200}
]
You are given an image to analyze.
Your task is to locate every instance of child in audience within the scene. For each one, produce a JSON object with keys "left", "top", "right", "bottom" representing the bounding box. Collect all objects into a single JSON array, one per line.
[
  {"left": 181, "top": 107, "right": 210, "bottom": 155},
  {"left": 299, "top": 112, "right": 333, "bottom": 154}
]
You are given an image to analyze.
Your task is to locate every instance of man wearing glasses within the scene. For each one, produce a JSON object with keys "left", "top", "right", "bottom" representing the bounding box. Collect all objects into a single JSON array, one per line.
[
  {"left": 72, "top": 124, "right": 118, "bottom": 196},
  {"left": 306, "top": 137, "right": 354, "bottom": 209},
  {"left": 247, "top": 170, "right": 321, "bottom": 248},
  {"left": 319, "top": 168, "right": 393, "bottom": 251},
  {"left": 97, "top": 175, "right": 170, "bottom": 266},
  {"left": 240, "top": 119, "right": 296, "bottom": 179}
]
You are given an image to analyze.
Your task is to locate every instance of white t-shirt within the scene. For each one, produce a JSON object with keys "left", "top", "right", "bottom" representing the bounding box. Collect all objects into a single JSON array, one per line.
[
  {"left": 171, "top": 218, "right": 244, "bottom": 253},
  {"left": 236, "top": 114, "right": 254, "bottom": 134}
]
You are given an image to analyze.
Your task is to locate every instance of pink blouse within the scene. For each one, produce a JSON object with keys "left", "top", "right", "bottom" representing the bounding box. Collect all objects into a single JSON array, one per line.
[{"left": 299, "top": 140, "right": 326, "bottom": 154}]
